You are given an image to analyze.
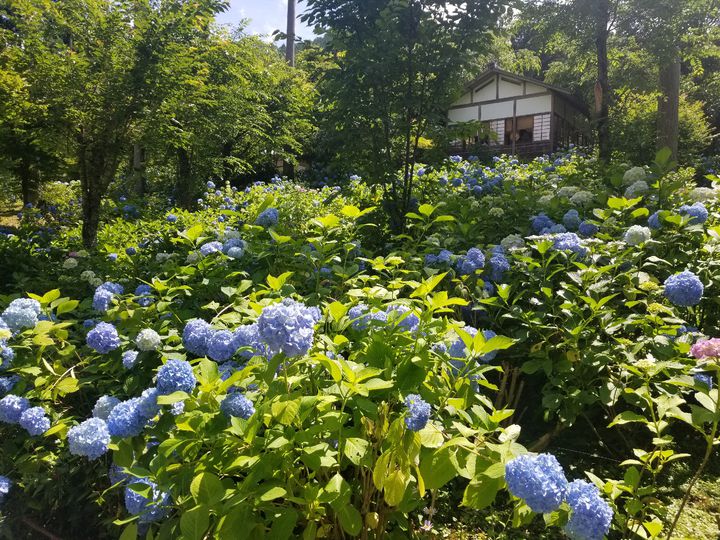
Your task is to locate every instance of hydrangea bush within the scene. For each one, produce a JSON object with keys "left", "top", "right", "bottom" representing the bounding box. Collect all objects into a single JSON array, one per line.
[{"left": 1, "top": 150, "right": 719, "bottom": 538}]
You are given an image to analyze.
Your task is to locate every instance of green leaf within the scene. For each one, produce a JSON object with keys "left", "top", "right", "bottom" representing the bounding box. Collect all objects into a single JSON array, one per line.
[
  {"left": 180, "top": 504, "right": 210, "bottom": 540},
  {"left": 119, "top": 523, "right": 137, "bottom": 540},
  {"left": 420, "top": 447, "right": 458, "bottom": 489},
  {"left": 337, "top": 505, "right": 362, "bottom": 536},
  {"left": 269, "top": 509, "right": 297, "bottom": 540},
  {"left": 156, "top": 391, "right": 188, "bottom": 405},
  {"left": 260, "top": 486, "right": 287, "bottom": 502},
  {"left": 55, "top": 377, "right": 80, "bottom": 396},
  {"left": 418, "top": 203, "right": 435, "bottom": 217},
  {"left": 383, "top": 470, "right": 408, "bottom": 506},
  {"left": 462, "top": 476, "right": 501, "bottom": 509},
  {"left": 343, "top": 438, "right": 369, "bottom": 465},
  {"left": 267, "top": 272, "right": 294, "bottom": 291},
  {"left": 328, "top": 301, "right": 348, "bottom": 322},
  {"left": 190, "top": 472, "right": 224, "bottom": 505},
  {"left": 269, "top": 230, "right": 292, "bottom": 244},
  {"left": 56, "top": 299, "right": 79, "bottom": 315},
  {"left": 644, "top": 519, "right": 664, "bottom": 538},
  {"left": 41, "top": 289, "right": 61, "bottom": 304},
  {"left": 608, "top": 411, "right": 648, "bottom": 427},
  {"left": 271, "top": 398, "right": 300, "bottom": 425}
]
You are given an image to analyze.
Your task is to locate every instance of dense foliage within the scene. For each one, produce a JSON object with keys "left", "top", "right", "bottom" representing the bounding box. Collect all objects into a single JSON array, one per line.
[{"left": 1, "top": 150, "right": 720, "bottom": 539}]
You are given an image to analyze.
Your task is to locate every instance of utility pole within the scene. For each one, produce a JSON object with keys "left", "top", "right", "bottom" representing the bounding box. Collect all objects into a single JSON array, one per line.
[{"left": 286, "top": 0, "right": 296, "bottom": 67}]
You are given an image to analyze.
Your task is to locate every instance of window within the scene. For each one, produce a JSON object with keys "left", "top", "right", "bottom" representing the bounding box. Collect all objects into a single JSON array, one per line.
[{"left": 504, "top": 115, "right": 534, "bottom": 144}]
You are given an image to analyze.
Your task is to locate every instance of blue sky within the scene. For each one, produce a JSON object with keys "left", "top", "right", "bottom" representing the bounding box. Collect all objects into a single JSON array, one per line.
[{"left": 216, "top": 0, "right": 315, "bottom": 41}]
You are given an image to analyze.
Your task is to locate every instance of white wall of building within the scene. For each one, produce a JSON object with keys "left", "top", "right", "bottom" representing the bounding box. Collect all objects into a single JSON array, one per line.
[
  {"left": 498, "top": 77, "right": 524, "bottom": 98},
  {"left": 473, "top": 78, "right": 496, "bottom": 101},
  {"left": 448, "top": 105, "right": 479, "bottom": 123},
  {"left": 516, "top": 94, "right": 552, "bottom": 116},
  {"left": 480, "top": 101, "right": 513, "bottom": 121}
]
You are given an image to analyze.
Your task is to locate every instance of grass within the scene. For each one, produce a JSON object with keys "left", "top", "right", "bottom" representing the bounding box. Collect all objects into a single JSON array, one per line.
[{"left": 0, "top": 202, "right": 20, "bottom": 228}]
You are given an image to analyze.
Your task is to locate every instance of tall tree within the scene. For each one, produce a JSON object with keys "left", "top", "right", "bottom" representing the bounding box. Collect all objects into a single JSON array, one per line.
[
  {"left": 303, "top": 0, "right": 505, "bottom": 229},
  {"left": 3, "top": 0, "right": 227, "bottom": 246}
]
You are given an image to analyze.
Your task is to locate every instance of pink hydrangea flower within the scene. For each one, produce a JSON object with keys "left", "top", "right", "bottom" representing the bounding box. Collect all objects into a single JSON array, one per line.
[{"left": 690, "top": 338, "right": 720, "bottom": 359}]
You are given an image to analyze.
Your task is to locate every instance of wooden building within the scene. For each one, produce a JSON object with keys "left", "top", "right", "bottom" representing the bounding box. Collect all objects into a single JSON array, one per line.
[{"left": 447, "top": 67, "right": 591, "bottom": 157}]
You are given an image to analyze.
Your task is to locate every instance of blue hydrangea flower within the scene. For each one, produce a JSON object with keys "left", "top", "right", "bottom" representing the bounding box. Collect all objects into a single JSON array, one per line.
[
  {"left": 449, "top": 328, "right": 498, "bottom": 364},
  {"left": 694, "top": 372, "right": 713, "bottom": 389},
  {"left": 223, "top": 238, "right": 246, "bottom": 259},
  {"left": 488, "top": 252, "right": 510, "bottom": 282},
  {"left": 255, "top": 207, "right": 279, "bottom": 227},
  {"left": 531, "top": 213, "right": 555, "bottom": 234},
  {"left": 426, "top": 249, "right": 453, "bottom": 266},
  {"left": 136, "top": 329, "right": 161, "bottom": 352},
  {"left": 648, "top": 211, "right": 662, "bottom": 229},
  {"left": 108, "top": 253, "right": 118, "bottom": 261},
  {"left": 109, "top": 464, "right": 130, "bottom": 485},
  {"left": 257, "top": 298, "right": 321, "bottom": 357},
  {"left": 125, "top": 247, "right": 137, "bottom": 256},
  {"left": 2, "top": 298, "right": 41, "bottom": 333},
  {"left": 206, "top": 181, "right": 215, "bottom": 189},
  {"left": 220, "top": 393, "right": 255, "bottom": 419},
  {"left": 67, "top": 418, "right": 110, "bottom": 459},
  {"left": 578, "top": 221, "right": 598, "bottom": 237},
  {"left": 505, "top": 453, "right": 568, "bottom": 513},
  {"left": 404, "top": 394, "right": 431, "bottom": 431},
  {"left": 207, "top": 330, "right": 238, "bottom": 362},
  {"left": 348, "top": 304, "right": 387, "bottom": 331},
  {"left": 0, "top": 346, "right": 14, "bottom": 370},
  {"left": 137, "top": 388, "right": 160, "bottom": 419},
  {"left": 166, "top": 214, "right": 177, "bottom": 223},
  {"left": 386, "top": 305, "right": 420, "bottom": 333},
  {"left": 0, "top": 394, "right": 30, "bottom": 423},
  {"left": 563, "top": 209, "right": 581, "bottom": 231},
  {"left": 92, "top": 288, "right": 114, "bottom": 312},
  {"left": 546, "top": 224, "right": 567, "bottom": 234},
  {"left": 171, "top": 401, "right": 185, "bottom": 415},
  {"left": 553, "top": 233, "right": 587, "bottom": 256},
  {"left": 664, "top": 271, "right": 704, "bottom": 307},
  {"left": 199, "top": 241, "right": 223, "bottom": 256},
  {"left": 0, "top": 475, "right": 10, "bottom": 504},
  {"left": 0, "top": 375, "right": 19, "bottom": 396},
  {"left": 93, "top": 282, "right": 124, "bottom": 312},
  {"left": 134, "top": 284, "right": 154, "bottom": 307},
  {"left": 87, "top": 322, "right": 121, "bottom": 354},
  {"left": 564, "top": 480, "right": 613, "bottom": 540},
  {"left": 93, "top": 395, "right": 120, "bottom": 420},
  {"left": 106, "top": 398, "right": 148, "bottom": 437},
  {"left": 124, "top": 478, "right": 170, "bottom": 524},
  {"left": 678, "top": 202, "right": 708, "bottom": 225},
  {"left": 456, "top": 248, "right": 485, "bottom": 275},
  {"left": 83, "top": 319, "right": 97, "bottom": 328},
  {"left": 218, "top": 361, "right": 240, "bottom": 384},
  {"left": 156, "top": 360, "right": 196, "bottom": 395},
  {"left": 122, "top": 350, "right": 139, "bottom": 370},
  {"left": 19, "top": 406, "right": 50, "bottom": 436},
  {"left": 233, "top": 324, "right": 264, "bottom": 359},
  {"left": 183, "top": 319, "right": 213, "bottom": 357}
]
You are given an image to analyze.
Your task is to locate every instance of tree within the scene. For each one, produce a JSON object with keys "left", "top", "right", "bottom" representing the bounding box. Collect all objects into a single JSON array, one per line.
[
  {"left": 303, "top": 0, "right": 505, "bottom": 229},
  {"left": 3, "top": 0, "right": 228, "bottom": 247}
]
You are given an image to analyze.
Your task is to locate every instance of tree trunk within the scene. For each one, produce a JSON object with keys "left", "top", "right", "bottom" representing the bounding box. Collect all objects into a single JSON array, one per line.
[
  {"left": 132, "top": 143, "right": 146, "bottom": 196},
  {"left": 81, "top": 185, "right": 102, "bottom": 248},
  {"left": 657, "top": 52, "right": 681, "bottom": 161},
  {"left": 595, "top": 0, "right": 611, "bottom": 162},
  {"left": 286, "top": 0, "right": 296, "bottom": 67},
  {"left": 176, "top": 146, "right": 193, "bottom": 208},
  {"left": 18, "top": 161, "right": 40, "bottom": 206}
]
